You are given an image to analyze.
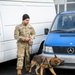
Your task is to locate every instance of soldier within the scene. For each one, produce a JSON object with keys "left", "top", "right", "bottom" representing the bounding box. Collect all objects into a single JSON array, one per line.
[{"left": 14, "top": 14, "right": 36, "bottom": 75}]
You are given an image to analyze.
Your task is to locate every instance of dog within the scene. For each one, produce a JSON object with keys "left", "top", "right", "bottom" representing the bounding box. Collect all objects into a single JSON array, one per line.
[{"left": 29, "top": 55, "right": 64, "bottom": 75}]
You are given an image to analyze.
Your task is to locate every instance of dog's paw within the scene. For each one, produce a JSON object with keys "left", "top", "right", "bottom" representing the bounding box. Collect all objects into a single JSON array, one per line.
[
  {"left": 36, "top": 73, "right": 39, "bottom": 75},
  {"left": 53, "top": 74, "right": 57, "bottom": 75},
  {"left": 17, "top": 74, "right": 22, "bottom": 75},
  {"left": 29, "top": 71, "right": 31, "bottom": 73}
]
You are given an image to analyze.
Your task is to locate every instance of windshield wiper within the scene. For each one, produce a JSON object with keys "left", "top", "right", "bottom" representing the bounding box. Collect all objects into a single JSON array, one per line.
[
  {"left": 51, "top": 29, "right": 68, "bottom": 32},
  {"left": 66, "top": 28, "right": 75, "bottom": 32},
  {"left": 68, "top": 30, "right": 75, "bottom": 32}
]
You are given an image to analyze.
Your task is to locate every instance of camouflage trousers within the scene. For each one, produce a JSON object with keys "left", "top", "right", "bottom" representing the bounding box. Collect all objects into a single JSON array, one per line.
[{"left": 16, "top": 43, "right": 31, "bottom": 69}]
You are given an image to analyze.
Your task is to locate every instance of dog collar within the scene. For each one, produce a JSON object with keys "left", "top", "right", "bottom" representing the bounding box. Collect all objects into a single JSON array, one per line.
[{"left": 48, "top": 59, "right": 53, "bottom": 68}]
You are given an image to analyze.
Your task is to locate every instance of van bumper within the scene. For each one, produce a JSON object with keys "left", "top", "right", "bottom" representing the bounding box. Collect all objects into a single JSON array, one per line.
[
  {"left": 42, "top": 52, "right": 75, "bottom": 69},
  {"left": 55, "top": 63, "right": 75, "bottom": 69}
]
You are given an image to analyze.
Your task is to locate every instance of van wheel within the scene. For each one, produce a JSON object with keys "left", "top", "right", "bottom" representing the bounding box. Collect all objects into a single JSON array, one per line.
[{"left": 37, "top": 41, "right": 44, "bottom": 55}]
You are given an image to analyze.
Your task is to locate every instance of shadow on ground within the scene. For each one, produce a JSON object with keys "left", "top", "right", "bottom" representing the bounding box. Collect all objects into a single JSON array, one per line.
[{"left": 0, "top": 59, "right": 75, "bottom": 75}]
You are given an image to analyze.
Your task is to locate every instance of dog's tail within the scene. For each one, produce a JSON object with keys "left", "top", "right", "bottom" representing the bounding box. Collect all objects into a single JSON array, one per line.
[{"left": 30, "top": 54, "right": 36, "bottom": 61}]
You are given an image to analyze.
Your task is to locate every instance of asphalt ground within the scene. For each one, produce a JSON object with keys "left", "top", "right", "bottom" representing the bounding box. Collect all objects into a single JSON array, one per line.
[{"left": 0, "top": 59, "right": 75, "bottom": 75}]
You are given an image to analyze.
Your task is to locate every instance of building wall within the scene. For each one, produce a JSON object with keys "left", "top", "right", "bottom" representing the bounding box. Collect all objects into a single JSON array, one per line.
[
  {"left": 54, "top": 0, "right": 66, "bottom": 4},
  {"left": 54, "top": 0, "right": 75, "bottom": 14}
]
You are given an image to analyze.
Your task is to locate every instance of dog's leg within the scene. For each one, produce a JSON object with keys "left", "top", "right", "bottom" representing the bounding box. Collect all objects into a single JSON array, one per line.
[
  {"left": 40, "top": 67, "right": 44, "bottom": 75},
  {"left": 49, "top": 67, "right": 57, "bottom": 75},
  {"left": 29, "top": 60, "right": 35, "bottom": 73},
  {"left": 35, "top": 66, "right": 40, "bottom": 75}
]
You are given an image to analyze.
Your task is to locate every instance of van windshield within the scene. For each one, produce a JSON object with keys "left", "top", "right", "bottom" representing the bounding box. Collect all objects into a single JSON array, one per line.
[{"left": 51, "top": 14, "right": 75, "bottom": 32}]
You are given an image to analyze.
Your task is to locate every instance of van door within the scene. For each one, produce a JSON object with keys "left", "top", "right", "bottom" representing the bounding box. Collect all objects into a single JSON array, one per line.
[
  {"left": 26, "top": 2, "right": 56, "bottom": 53},
  {"left": 0, "top": 1, "right": 25, "bottom": 62},
  {"left": 0, "top": 8, "right": 4, "bottom": 63}
]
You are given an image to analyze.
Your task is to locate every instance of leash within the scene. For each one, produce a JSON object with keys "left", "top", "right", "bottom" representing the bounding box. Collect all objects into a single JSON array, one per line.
[
  {"left": 49, "top": 59, "right": 53, "bottom": 68},
  {"left": 29, "top": 42, "right": 33, "bottom": 54},
  {"left": 45, "top": 58, "right": 53, "bottom": 68}
]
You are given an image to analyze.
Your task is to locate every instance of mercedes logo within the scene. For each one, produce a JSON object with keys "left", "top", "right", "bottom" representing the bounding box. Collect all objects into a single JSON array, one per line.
[{"left": 67, "top": 48, "right": 74, "bottom": 54}]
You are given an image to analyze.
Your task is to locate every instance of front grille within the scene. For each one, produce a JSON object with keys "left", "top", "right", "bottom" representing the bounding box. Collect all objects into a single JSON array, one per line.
[{"left": 53, "top": 46, "right": 75, "bottom": 54}]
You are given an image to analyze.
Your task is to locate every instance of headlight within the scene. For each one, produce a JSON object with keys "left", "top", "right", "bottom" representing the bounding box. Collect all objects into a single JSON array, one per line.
[{"left": 43, "top": 46, "right": 53, "bottom": 53}]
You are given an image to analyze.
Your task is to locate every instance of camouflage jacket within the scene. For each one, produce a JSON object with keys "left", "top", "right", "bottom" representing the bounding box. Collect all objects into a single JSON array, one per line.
[{"left": 14, "top": 24, "right": 36, "bottom": 43}]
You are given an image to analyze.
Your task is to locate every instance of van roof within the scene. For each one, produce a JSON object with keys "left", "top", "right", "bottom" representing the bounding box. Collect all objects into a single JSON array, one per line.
[
  {"left": 0, "top": 0, "right": 53, "bottom": 2},
  {"left": 60, "top": 11, "right": 75, "bottom": 15}
]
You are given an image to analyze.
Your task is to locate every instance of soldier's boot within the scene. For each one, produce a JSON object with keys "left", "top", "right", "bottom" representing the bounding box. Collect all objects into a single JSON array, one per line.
[{"left": 17, "top": 69, "right": 22, "bottom": 75}]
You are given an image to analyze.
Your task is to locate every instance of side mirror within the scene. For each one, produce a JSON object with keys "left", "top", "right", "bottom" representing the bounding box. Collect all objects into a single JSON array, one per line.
[{"left": 44, "top": 28, "right": 49, "bottom": 35}]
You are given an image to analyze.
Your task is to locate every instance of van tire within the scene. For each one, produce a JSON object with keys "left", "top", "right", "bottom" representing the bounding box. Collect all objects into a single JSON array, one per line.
[{"left": 37, "top": 41, "right": 44, "bottom": 55}]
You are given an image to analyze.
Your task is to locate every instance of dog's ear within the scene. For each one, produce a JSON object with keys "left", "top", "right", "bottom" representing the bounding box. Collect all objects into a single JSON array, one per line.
[{"left": 55, "top": 55, "right": 57, "bottom": 58}]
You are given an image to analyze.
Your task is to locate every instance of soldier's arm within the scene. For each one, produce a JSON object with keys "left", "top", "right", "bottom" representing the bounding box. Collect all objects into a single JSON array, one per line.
[
  {"left": 14, "top": 26, "right": 25, "bottom": 41},
  {"left": 30, "top": 27, "right": 36, "bottom": 40}
]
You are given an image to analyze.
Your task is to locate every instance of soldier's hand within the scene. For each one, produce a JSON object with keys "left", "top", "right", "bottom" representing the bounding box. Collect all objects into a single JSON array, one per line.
[
  {"left": 29, "top": 38, "right": 33, "bottom": 43},
  {"left": 25, "top": 37, "right": 30, "bottom": 41}
]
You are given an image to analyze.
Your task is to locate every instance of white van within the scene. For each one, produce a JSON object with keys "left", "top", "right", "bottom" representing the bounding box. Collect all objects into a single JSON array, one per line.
[{"left": 0, "top": 0, "right": 56, "bottom": 63}]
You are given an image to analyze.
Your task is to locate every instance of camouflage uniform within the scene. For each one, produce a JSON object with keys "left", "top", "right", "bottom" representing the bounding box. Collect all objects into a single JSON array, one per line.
[{"left": 14, "top": 24, "right": 36, "bottom": 69}]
